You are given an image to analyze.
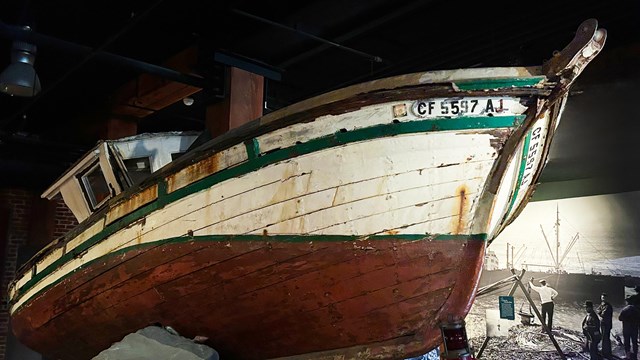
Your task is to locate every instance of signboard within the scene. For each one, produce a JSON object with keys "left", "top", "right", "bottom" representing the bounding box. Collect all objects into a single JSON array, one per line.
[{"left": 499, "top": 296, "right": 515, "bottom": 320}]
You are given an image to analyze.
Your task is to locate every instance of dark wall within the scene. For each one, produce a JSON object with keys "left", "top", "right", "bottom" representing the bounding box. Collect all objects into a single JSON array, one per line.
[{"left": 0, "top": 188, "right": 77, "bottom": 360}]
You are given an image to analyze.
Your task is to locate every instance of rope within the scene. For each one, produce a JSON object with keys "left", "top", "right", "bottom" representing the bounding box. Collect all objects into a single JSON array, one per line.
[
  {"left": 560, "top": 215, "right": 625, "bottom": 275},
  {"left": 476, "top": 276, "right": 518, "bottom": 297}
]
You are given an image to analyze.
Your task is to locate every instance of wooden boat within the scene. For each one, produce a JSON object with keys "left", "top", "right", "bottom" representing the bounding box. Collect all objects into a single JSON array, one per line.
[{"left": 8, "top": 19, "right": 606, "bottom": 360}]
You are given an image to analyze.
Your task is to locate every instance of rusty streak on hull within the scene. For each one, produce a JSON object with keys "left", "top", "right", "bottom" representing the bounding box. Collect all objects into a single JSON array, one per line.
[{"left": 11, "top": 238, "right": 484, "bottom": 359}]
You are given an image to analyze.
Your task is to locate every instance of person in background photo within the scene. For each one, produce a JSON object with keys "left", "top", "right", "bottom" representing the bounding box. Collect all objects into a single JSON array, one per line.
[
  {"left": 582, "top": 300, "right": 602, "bottom": 360},
  {"left": 529, "top": 277, "right": 558, "bottom": 331},
  {"left": 630, "top": 286, "right": 640, "bottom": 351},
  {"left": 619, "top": 295, "right": 640, "bottom": 360},
  {"left": 597, "top": 292, "right": 613, "bottom": 357},
  {"left": 629, "top": 286, "right": 640, "bottom": 307}
]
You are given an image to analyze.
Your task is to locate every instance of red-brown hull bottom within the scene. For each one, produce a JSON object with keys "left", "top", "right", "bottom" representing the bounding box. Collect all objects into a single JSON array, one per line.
[{"left": 11, "top": 238, "right": 485, "bottom": 359}]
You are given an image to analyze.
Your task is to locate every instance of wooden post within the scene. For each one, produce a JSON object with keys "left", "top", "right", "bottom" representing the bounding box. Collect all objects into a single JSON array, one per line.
[
  {"left": 475, "top": 269, "right": 566, "bottom": 360},
  {"left": 507, "top": 269, "right": 525, "bottom": 296},
  {"left": 206, "top": 67, "right": 264, "bottom": 138},
  {"left": 101, "top": 116, "right": 138, "bottom": 140},
  {"left": 510, "top": 269, "right": 566, "bottom": 360},
  {"left": 475, "top": 337, "right": 491, "bottom": 358}
]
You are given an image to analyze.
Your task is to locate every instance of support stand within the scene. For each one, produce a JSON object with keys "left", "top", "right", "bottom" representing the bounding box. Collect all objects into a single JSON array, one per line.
[{"left": 474, "top": 269, "right": 566, "bottom": 360}]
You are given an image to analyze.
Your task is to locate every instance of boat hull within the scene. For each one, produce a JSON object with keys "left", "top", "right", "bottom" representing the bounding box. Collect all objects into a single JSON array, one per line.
[
  {"left": 9, "top": 19, "right": 608, "bottom": 358},
  {"left": 12, "top": 236, "right": 485, "bottom": 359}
]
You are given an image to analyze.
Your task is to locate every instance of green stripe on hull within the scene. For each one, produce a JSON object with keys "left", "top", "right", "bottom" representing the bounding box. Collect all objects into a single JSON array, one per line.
[
  {"left": 505, "top": 129, "right": 532, "bottom": 218},
  {"left": 244, "top": 138, "right": 260, "bottom": 160},
  {"left": 175, "top": 233, "right": 489, "bottom": 242},
  {"left": 455, "top": 77, "right": 545, "bottom": 91},
  {"left": 15, "top": 233, "right": 487, "bottom": 312},
  {"left": 169, "top": 115, "right": 525, "bottom": 204},
  {"left": 17, "top": 115, "right": 516, "bottom": 302}
]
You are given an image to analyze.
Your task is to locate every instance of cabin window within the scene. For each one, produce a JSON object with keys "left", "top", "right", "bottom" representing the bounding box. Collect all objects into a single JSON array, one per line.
[
  {"left": 171, "top": 152, "right": 185, "bottom": 161},
  {"left": 123, "top": 157, "right": 152, "bottom": 184},
  {"left": 81, "top": 163, "right": 111, "bottom": 209}
]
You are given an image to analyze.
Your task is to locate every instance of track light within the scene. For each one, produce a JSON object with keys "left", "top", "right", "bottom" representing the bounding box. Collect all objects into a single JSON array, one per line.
[
  {"left": 0, "top": 39, "right": 41, "bottom": 97},
  {"left": 182, "top": 97, "right": 194, "bottom": 106}
]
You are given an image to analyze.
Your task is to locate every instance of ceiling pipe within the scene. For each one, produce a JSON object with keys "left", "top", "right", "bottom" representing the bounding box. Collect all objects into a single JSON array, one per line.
[
  {"left": 0, "top": 22, "right": 208, "bottom": 89},
  {"left": 277, "top": 0, "right": 429, "bottom": 68},
  {"left": 327, "top": 13, "right": 590, "bottom": 93},
  {"left": 232, "top": 9, "right": 383, "bottom": 64}
]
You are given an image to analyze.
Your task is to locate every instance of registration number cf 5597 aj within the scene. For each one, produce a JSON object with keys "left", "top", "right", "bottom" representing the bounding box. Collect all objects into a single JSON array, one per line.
[{"left": 410, "top": 97, "right": 525, "bottom": 118}]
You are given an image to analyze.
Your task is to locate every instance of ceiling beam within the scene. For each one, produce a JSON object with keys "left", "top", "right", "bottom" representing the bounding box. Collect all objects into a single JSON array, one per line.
[{"left": 111, "top": 46, "right": 203, "bottom": 118}]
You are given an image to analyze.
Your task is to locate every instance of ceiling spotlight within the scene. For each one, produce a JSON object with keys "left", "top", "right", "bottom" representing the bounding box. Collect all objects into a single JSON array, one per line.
[
  {"left": 0, "top": 40, "right": 42, "bottom": 97},
  {"left": 182, "top": 97, "right": 194, "bottom": 106}
]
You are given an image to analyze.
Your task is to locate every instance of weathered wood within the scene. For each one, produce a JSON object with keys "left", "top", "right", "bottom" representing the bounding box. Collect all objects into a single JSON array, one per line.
[
  {"left": 8, "top": 20, "right": 606, "bottom": 360},
  {"left": 12, "top": 238, "right": 484, "bottom": 360},
  {"left": 111, "top": 46, "right": 202, "bottom": 118},
  {"left": 206, "top": 67, "right": 264, "bottom": 138}
]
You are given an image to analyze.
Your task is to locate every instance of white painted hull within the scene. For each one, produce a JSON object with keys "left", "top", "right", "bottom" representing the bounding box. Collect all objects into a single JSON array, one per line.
[
  {"left": 8, "top": 18, "right": 607, "bottom": 359},
  {"left": 13, "top": 106, "right": 548, "bottom": 310}
]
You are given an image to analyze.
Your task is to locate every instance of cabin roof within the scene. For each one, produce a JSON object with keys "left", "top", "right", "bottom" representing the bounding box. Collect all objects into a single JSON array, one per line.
[
  {"left": 41, "top": 131, "right": 200, "bottom": 223},
  {"left": 42, "top": 131, "right": 201, "bottom": 199}
]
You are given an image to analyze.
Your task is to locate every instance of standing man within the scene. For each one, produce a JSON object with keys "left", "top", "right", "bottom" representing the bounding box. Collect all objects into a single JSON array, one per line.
[
  {"left": 597, "top": 292, "right": 613, "bottom": 357},
  {"left": 630, "top": 285, "right": 640, "bottom": 306},
  {"left": 630, "top": 286, "right": 640, "bottom": 353},
  {"left": 619, "top": 295, "right": 640, "bottom": 360},
  {"left": 529, "top": 277, "right": 558, "bottom": 331},
  {"left": 583, "top": 300, "right": 602, "bottom": 360}
]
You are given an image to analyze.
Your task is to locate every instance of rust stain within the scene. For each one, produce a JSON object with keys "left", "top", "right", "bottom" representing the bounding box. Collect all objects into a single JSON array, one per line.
[
  {"left": 452, "top": 185, "right": 469, "bottom": 235},
  {"left": 106, "top": 185, "right": 158, "bottom": 225},
  {"left": 385, "top": 229, "right": 399, "bottom": 235},
  {"left": 274, "top": 163, "right": 296, "bottom": 205},
  {"left": 331, "top": 186, "right": 340, "bottom": 206},
  {"left": 167, "top": 152, "right": 223, "bottom": 193}
]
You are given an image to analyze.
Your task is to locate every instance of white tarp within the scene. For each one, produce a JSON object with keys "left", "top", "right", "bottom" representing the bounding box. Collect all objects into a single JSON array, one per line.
[{"left": 92, "top": 326, "right": 219, "bottom": 360}]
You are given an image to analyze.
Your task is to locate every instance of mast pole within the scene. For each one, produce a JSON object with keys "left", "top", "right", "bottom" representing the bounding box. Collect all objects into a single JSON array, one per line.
[
  {"left": 555, "top": 204, "right": 560, "bottom": 272},
  {"left": 511, "top": 245, "right": 515, "bottom": 269},
  {"left": 506, "top": 242, "right": 510, "bottom": 269}
]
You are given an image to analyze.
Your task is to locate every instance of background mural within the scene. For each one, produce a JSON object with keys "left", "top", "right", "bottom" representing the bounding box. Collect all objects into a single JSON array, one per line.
[{"left": 490, "top": 191, "right": 640, "bottom": 276}]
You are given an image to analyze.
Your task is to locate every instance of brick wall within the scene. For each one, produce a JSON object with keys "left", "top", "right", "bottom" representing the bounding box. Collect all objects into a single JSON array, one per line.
[
  {"left": 52, "top": 196, "right": 78, "bottom": 239},
  {"left": 0, "top": 189, "right": 77, "bottom": 360},
  {"left": 0, "top": 189, "right": 34, "bottom": 360}
]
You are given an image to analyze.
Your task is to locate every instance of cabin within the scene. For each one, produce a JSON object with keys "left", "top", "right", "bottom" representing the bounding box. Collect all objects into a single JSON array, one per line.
[{"left": 41, "top": 132, "right": 200, "bottom": 223}]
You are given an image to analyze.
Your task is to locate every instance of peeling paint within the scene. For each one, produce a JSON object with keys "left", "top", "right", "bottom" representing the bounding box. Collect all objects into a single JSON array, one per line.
[
  {"left": 437, "top": 163, "right": 458, "bottom": 168},
  {"left": 167, "top": 152, "right": 223, "bottom": 192},
  {"left": 106, "top": 185, "right": 158, "bottom": 225}
]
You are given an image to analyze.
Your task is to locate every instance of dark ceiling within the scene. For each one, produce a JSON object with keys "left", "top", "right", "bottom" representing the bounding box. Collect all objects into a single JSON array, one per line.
[{"left": 0, "top": 0, "right": 639, "bottom": 200}]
